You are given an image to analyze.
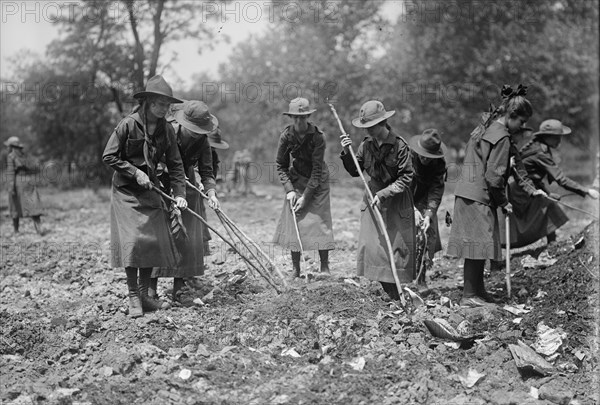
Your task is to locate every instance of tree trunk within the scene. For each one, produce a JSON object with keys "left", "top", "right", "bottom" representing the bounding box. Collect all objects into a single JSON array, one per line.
[
  {"left": 149, "top": 0, "right": 166, "bottom": 78},
  {"left": 126, "top": 0, "right": 146, "bottom": 91}
]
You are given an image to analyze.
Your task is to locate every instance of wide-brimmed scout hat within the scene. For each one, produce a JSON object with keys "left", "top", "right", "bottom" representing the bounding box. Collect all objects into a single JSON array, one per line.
[
  {"left": 533, "top": 119, "right": 571, "bottom": 137},
  {"left": 208, "top": 128, "right": 229, "bottom": 150},
  {"left": 4, "top": 136, "right": 23, "bottom": 148},
  {"left": 133, "top": 75, "right": 183, "bottom": 104},
  {"left": 409, "top": 129, "right": 447, "bottom": 159},
  {"left": 352, "top": 100, "right": 395, "bottom": 128},
  {"left": 174, "top": 100, "right": 218, "bottom": 134},
  {"left": 282, "top": 97, "right": 316, "bottom": 116}
]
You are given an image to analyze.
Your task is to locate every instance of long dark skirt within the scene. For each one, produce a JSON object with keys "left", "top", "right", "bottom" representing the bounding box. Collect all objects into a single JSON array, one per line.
[
  {"left": 198, "top": 198, "right": 212, "bottom": 248},
  {"left": 272, "top": 174, "right": 335, "bottom": 252},
  {"left": 152, "top": 185, "right": 205, "bottom": 278},
  {"left": 446, "top": 197, "right": 501, "bottom": 260},
  {"left": 9, "top": 176, "right": 43, "bottom": 218},
  {"left": 357, "top": 190, "right": 416, "bottom": 284},
  {"left": 498, "top": 180, "right": 568, "bottom": 248},
  {"left": 110, "top": 183, "right": 180, "bottom": 268}
]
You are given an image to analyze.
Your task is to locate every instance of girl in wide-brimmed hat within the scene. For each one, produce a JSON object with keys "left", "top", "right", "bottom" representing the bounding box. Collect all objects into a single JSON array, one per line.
[
  {"left": 4, "top": 136, "right": 45, "bottom": 235},
  {"left": 499, "top": 119, "right": 599, "bottom": 248},
  {"left": 408, "top": 129, "right": 447, "bottom": 287},
  {"left": 102, "top": 75, "right": 188, "bottom": 318},
  {"left": 273, "top": 97, "right": 335, "bottom": 277},
  {"left": 150, "top": 100, "right": 221, "bottom": 302},
  {"left": 339, "top": 100, "right": 416, "bottom": 301},
  {"left": 446, "top": 87, "right": 547, "bottom": 307}
]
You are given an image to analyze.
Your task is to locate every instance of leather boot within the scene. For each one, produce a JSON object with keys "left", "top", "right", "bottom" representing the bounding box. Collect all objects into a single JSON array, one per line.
[
  {"left": 32, "top": 216, "right": 43, "bottom": 235},
  {"left": 476, "top": 260, "right": 497, "bottom": 303},
  {"left": 318, "top": 250, "right": 330, "bottom": 273},
  {"left": 126, "top": 267, "right": 143, "bottom": 318},
  {"left": 380, "top": 282, "right": 400, "bottom": 301},
  {"left": 291, "top": 251, "right": 301, "bottom": 278},
  {"left": 148, "top": 277, "right": 159, "bottom": 299},
  {"left": 139, "top": 268, "right": 169, "bottom": 311},
  {"left": 172, "top": 278, "right": 185, "bottom": 302},
  {"left": 460, "top": 259, "right": 489, "bottom": 307}
]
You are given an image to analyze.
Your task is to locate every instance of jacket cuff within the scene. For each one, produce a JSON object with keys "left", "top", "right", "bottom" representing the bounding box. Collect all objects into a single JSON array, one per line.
[
  {"left": 283, "top": 182, "right": 295, "bottom": 194},
  {"left": 376, "top": 188, "right": 389, "bottom": 201}
]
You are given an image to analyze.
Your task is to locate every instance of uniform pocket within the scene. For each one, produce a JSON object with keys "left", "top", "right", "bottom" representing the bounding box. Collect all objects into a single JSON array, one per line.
[
  {"left": 126, "top": 139, "right": 145, "bottom": 157},
  {"left": 384, "top": 153, "right": 400, "bottom": 168}
]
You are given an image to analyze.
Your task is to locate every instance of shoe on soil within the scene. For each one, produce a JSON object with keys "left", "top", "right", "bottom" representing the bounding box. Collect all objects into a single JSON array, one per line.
[
  {"left": 140, "top": 294, "right": 170, "bottom": 311},
  {"left": 459, "top": 296, "right": 490, "bottom": 308},
  {"left": 489, "top": 260, "right": 504, "bottom": 272},
  {"left": 477, "top": 290, "right": 498, "bottom": 304},
  {"left": 416, "top": 282, "right": 429, "bottom": 295},
  {"left": 128, "top": 295, "right": 143, "bottom": 318}
]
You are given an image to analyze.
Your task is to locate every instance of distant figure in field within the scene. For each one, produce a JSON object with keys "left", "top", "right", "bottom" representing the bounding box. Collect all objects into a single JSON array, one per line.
[
  {"left": 500, "top": 119, "right": 599, "bottom": 248},
  {"left": 5, "top": 136, "right": 45, "bottom": 235},
  {"left": 230, "top": 148, "right": 253, "bottom": 196}
]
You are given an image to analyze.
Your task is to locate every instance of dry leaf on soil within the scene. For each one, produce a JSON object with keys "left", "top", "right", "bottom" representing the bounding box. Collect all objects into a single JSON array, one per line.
[
  {"left": 347, "top": 356, "right": 366, "bottom": 371},
  {"left": 457, "top": 369, "right": 486, "bottom": 388}
]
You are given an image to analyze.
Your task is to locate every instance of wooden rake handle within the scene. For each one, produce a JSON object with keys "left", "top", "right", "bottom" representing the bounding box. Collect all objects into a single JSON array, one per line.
[
  {"left": 327, "top": 103, "right": 407, "bottom": 307},
  {"left": 152, "top": 185, "right": 282, "bottom": 294}
]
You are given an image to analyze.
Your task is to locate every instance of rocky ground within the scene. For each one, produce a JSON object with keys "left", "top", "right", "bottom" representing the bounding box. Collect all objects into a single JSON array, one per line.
[{"left": 1, "top": 183, "right": 598, "bottom": 405}]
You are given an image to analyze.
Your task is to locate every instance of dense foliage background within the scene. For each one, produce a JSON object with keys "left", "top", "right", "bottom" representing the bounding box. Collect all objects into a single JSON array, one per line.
[{"left": 1, "top": 0, "right": 598, "bottom": 184}]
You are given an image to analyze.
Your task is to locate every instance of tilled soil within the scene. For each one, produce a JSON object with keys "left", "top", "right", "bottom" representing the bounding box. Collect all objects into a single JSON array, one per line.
[{"left": 1, "top": 185, "right": 598, "bottom": 404}]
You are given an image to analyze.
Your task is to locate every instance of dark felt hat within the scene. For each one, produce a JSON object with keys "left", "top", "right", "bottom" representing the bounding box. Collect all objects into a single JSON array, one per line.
[
  {"left": 208, "top": 128, "right": 229, "bottom": 150},
  {"left": 409, "top": 129, "right": 447, "bottom": 159},
  {"left": 174, "top": 100, "right": 218, "bottom": 134},
  {"left": 133, "top": 75, "right": 183, "bottom": 104}
]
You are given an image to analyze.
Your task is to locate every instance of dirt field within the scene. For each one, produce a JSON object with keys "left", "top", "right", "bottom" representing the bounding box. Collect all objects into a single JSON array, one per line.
[{"left": 1, "top": 182, "right": 598, "bottom": 405}]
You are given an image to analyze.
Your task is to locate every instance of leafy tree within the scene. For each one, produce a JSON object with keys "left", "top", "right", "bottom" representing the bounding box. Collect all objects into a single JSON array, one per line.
[
  {"left": 381, "top": 0, "right": 598, "bottom": 153},
  {"left": 6, "top": 0, "right": 224, "bottom": 186},
  {"left": 197, "top": 0, "right": 387, "bottom": 167}
]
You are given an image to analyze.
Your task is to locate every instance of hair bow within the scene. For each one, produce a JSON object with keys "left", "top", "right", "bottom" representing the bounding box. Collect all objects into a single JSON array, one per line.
[{"left": 501, "top": 84, "right": 528, "bottom": 100}]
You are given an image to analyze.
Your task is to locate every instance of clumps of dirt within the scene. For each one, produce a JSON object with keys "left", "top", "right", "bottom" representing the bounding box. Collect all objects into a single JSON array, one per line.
[
  {"left": 517, "top": 222, "right": 598, "bottom": 343},
  {"left": 255, "top": 280, "right": 385, "bottom": 321},
  {"left": 186, "top": 280, "right": 396, "bottom": 358},
  {"left": 485, "top": 221, "right": 599, "bottom": 378},
  {"left": 0, "top": 311, "right": 47, "bottom": 356}
]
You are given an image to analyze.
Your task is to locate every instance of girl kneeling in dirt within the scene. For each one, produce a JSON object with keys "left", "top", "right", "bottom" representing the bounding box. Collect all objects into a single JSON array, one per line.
[
  {"left": 339, "top": 100, "right": 416, "bottom": 301},
  {"left": 151, "top": 100, "right": 221, "bottom": 302},
  {"left": 273, "top": 97, "right": 335, "bottom": 277},
  {"left": 5, "top": 136, "right": 45, "bottom": 235},
  {"left": 447, "top": 87, "right": 546, "bottom": 307},
  {"left": 408, "top": 129, "right": 447, "bottom": 288},
  {"left": 499, "top": 119, "right": 599, "bottom": 248},
  {"left": 102, "top": 75, "right": 188, "bottom": 318}
]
